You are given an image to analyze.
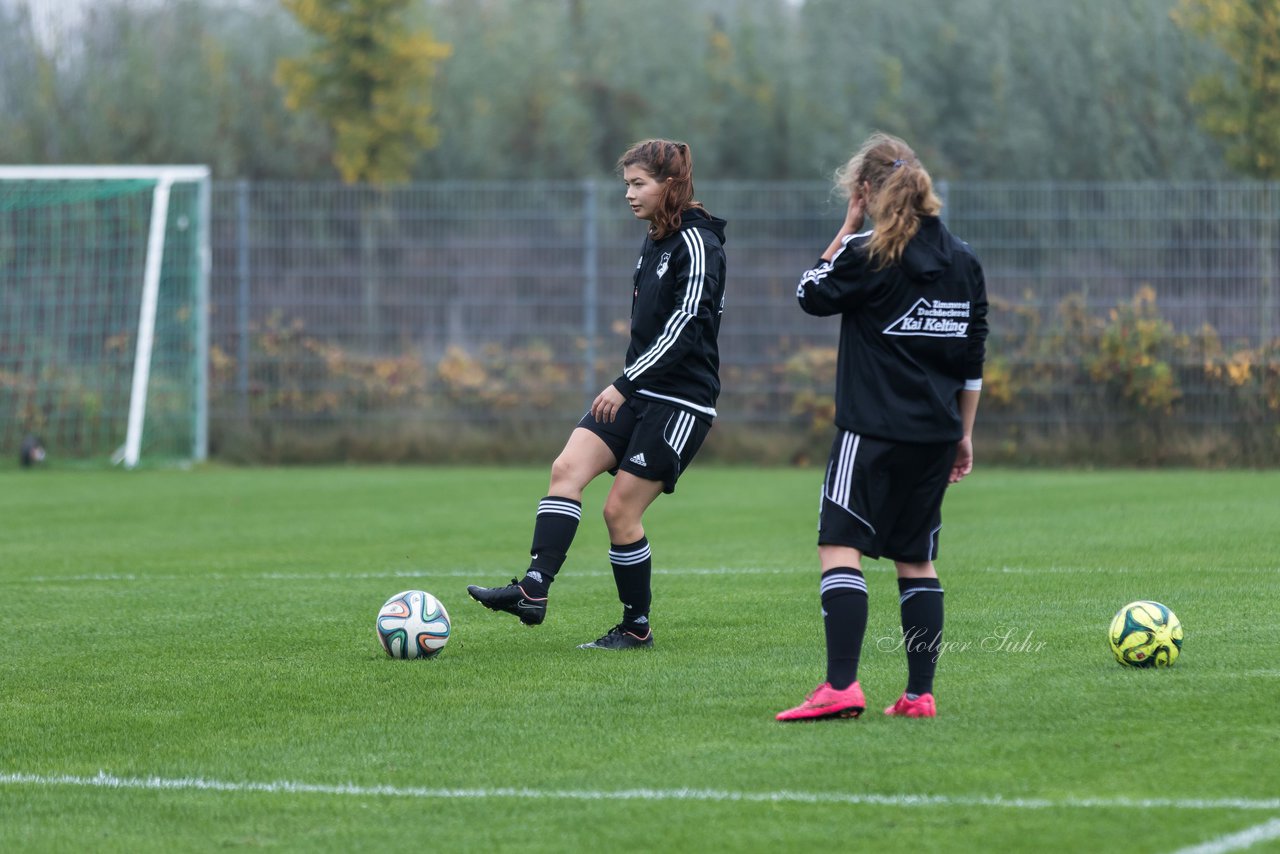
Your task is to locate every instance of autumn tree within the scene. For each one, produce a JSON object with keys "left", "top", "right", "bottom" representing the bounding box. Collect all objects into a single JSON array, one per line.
[
  {"left": 276, "top": 0, "right": 451, "bottom": 184},
  {"left": 1173, "top": 0, "right": 1280, "bottom": 177},
  {"left": 276, "top": 0, "right": 451, "bottom": 345}
]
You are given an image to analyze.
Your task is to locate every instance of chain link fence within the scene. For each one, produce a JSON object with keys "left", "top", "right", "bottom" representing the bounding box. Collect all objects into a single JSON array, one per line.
[{"left": 207, "top": 180, "right": 1280, "bottom": 465}]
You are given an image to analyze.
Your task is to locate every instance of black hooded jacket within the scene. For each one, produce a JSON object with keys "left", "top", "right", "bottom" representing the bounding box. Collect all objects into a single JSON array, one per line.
[
  {"left": 796, "top": 215, "right": 988, "bottom": 443},
  {"left": 613, "top": 207, "right": 728, "bottom": 421}
]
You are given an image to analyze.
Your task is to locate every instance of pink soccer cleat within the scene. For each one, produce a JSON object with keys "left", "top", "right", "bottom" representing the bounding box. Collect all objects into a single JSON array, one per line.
[
  {"left": 884, "top": 693, "right": 936, "bottom": 718},
  {"left": 775, "top": 682, "right": 866, "bottom": 722}
]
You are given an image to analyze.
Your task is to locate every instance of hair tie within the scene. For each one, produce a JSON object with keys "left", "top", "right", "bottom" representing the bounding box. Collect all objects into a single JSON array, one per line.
[{"left": 892, "top": 159, "right": 907, "bottom": 168}]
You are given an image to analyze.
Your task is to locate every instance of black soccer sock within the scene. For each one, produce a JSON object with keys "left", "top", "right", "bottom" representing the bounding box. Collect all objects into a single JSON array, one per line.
[
  {"left": 610, "top": 537, "right": 652, "bottom": 630},
  {"left": 821, "top": 567, "right": 868, "bottom": 691},
  {"left": 520, "top": 496, "right": 582, "bottom": 597},
  {"left": 897, "top": 576, "right": 944, "bottom": 696}
]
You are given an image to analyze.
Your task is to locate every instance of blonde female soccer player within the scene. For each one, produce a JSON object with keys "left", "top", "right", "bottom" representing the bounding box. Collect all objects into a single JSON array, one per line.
[{"left": 777, "top": 132, "right": 988, "bottom": 721}]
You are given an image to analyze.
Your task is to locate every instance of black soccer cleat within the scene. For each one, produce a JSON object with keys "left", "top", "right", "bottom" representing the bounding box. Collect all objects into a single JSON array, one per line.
[
  {"left": 577, "top": 624, "right": 654, "bottom": 650},
  {"left": 466, "top": 579, "right": 547, "bottom": 626}
]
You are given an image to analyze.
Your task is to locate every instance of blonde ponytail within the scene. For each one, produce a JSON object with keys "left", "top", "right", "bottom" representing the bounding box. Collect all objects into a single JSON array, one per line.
[{"left": 834, "top": 133, "right": 942, "bottom": 268}]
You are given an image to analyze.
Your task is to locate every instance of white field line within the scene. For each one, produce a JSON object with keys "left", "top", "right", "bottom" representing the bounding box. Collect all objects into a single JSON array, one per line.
[
  {"left": 10, "top": 568, "right": 788, "bottom": 585},
  {"left": 1173, "top": 818, "right": 1280, "bottom": 854},
  {"left": 2, "top": 771, "right": 1279, "bottom": 814},
  {"left": 7, "top": 565, "right": 1279, "bottom": 585}
]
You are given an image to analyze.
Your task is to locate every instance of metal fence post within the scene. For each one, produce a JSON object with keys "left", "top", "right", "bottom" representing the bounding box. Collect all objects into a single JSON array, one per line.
[
  {"left": 1264, "top": 185, "right": 1276, "bottom": 347},
  {"left": 235, "top": 179, "right": 251, "bottom": 422},
  {"left": 582, "top": 179, "right": 599, "bottom": 409}
]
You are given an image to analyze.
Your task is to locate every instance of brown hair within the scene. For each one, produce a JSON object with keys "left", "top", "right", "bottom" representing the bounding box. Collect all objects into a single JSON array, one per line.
[
  {"left": 617, "top": 139, "right": 704, "bottom": 240},
  {"left": 835, "top": 132, "right": 942, "bottom": 269}
]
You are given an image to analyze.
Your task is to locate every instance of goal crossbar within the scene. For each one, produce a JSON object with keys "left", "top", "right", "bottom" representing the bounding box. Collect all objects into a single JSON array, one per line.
[{"left": 0, "top": 166, "right": 211, "bottom": 182}]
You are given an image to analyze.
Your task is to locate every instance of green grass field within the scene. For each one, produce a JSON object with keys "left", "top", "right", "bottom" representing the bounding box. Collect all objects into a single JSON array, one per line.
[{"left": 2, "top": 466, "right": 1278, "bottom": 852}]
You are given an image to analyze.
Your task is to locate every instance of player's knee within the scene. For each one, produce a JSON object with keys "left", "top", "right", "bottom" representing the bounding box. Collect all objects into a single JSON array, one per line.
[
  {"left": 549, "top": 453, "right": 584, "bottom": 492},
  {"left": 601, "top": 497, "right": 624, "bottom": 529},
  {"left": 601, "top": 498, "right": 640, "bottom": 542}
]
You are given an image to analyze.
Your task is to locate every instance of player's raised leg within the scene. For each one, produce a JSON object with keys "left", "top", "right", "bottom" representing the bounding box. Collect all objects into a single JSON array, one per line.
[{"left": 468, "top": 427, "right": 616, "bottom": 626}]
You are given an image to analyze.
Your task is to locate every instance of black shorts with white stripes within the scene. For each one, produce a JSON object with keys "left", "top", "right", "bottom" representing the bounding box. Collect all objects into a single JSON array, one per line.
[
  {"left": 576, "top": 397, "right": 711, "bottom": 494},
  {"left": 818, "top": 430, "right": 957, "bottom": 563}
]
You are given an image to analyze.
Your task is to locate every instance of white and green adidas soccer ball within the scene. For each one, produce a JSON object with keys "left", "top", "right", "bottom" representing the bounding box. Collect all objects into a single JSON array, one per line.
[
  {"left": 376, "top": 590, "right": 451, "bottom": 659},
  {"left": 1108, "top": 600, "right": 1182, "bottom": 668}
]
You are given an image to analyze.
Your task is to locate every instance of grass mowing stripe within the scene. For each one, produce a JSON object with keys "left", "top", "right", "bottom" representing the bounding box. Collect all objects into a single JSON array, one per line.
[{"left": 4, "top": 771, "right": 1280, "bottom": 812}]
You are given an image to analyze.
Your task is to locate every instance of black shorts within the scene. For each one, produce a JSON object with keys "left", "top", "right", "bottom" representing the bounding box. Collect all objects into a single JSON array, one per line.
[
  {"left": 817, "top": 430, "right": 957, "bottom": 562},
  {"left": 576, "top": 397, "right": 711, "bottom": 494}
]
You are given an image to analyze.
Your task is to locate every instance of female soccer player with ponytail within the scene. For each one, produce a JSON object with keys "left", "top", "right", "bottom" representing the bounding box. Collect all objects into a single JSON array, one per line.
[
  {"left": 777, "top": 132, "right": 988, "bottom": 721},
  {"left": 468, "top": 139, "right": 727, "bottom": 650}
]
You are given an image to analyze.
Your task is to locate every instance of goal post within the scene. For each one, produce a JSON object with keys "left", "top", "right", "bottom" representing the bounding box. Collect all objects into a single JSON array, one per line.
[{"left": 0, "top": 165, "right": 211, "bottom": 468}]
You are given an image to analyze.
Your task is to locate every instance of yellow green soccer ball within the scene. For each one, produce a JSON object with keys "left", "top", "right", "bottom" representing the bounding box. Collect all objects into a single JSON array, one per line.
[{"left": 1108, "top": 600, "right": 1183, "bottom": 668}]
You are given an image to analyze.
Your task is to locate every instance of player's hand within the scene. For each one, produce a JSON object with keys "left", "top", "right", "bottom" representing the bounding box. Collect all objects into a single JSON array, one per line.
[
  {"left": 822, "top": 194, "right": 870, "bottom": 261},
  {"left": 843, "top": 193, "right": 866, "bottom": 234},
  {"left": 591, "top": 385, "right": 626, "bottom": 423},
  {"left": 949, "top": 436, "right": 973, "bottom": 483}
]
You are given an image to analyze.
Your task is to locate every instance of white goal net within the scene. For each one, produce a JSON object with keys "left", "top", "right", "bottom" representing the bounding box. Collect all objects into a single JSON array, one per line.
[{"left": 0, "top": 166, "right": 210, "bottom": 467}]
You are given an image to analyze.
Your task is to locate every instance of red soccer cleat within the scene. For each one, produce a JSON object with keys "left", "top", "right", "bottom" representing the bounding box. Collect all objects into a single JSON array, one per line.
[
  {"left": 776, "top": 682, "right": 866, "bottom": 722},
  {"left": 884, "top": 693, "right": 936, "bottom": 718}
]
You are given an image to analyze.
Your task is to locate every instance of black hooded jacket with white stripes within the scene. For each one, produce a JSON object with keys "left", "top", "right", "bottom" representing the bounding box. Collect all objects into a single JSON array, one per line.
[
  {"left": 611, "top": 207, "right": 727, "bottom": 422},
  {"left": 796, "top": 216, "right": 988, "bottom": 443}
]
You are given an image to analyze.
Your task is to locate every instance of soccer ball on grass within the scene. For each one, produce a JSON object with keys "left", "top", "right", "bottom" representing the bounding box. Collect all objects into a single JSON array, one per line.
[
  {"left": 376, "top": 590, "right": 451, "bottom": 659},
  {"left": 1108, "top": 600, "right": 1182, "bottom": 668}
]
